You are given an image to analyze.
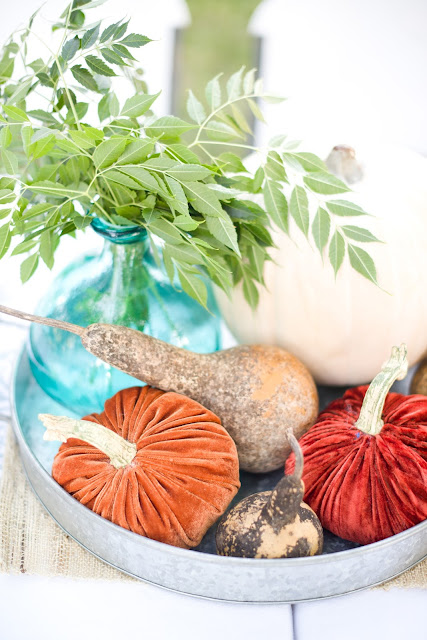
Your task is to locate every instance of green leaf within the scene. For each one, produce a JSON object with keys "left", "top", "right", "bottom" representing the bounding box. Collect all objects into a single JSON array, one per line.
[
  {"left": 1, "top": 149, "right": 18, "bottom": 174},
  {"left": 284, "top": 152, "right": 326, "bottom": 173},
  {"left": 242, "top": 270, "right": 259, "bottom": 309},
  {"left": 71, "top": 65, "right": 98, "bottom": 91},
  {"left": 243, "top": 68, "right": 256, "bottom": 95},
  {"left": 93, "top": 138, "right": 127, "bottom": 169},
  {"left": 289, "top": 186, "right": 310, "bottom": 236},
  {"left": 0, "top": 222, "right": 11, "bottom": 259},
  {"left": 341, "top": 225, "right": 380, "bottom": 243},
  {"left": 85, "top": 55, "right": 116, "bottom": 77},
  {"left": 40, "top": 230, "right": 54, "bottom": 269},
  {"left": 81, "top": 23, "right": 100, "bottom": 49},
  {"left": 174, "top": 215, "right": 199, "bottom": 231},
  {"left": 121, "top": 92, "right": 160, "bottom": 117},
  {"left": 205, "top": 120, "right": 237, "bottom": 142},
  {"left": 21, "top": 125, "right": 33, "bottom": 156},
  {"left": 253, "top": 166, "right": 264, "bottom": 192},
  {"left": 227, "top": 66, "right": 244, "bottom": 101},
  {"left": 118, "top": 166, "right": 164, "bottom": 193},
  {"left": 119, "top": 33, "right": 152, "bottom": 48},
  {"left": 112, "top": 44, "right": 137, "bottom": 61},
  {"left": 187, "top": 90, "right": 206, "bottom": 124},
  {"left": 27, "top": 110, "right": 58, "bottom": 125},
  {"left": 62, "top": 36, "right": 80, "bottom": 62},
  {"left": 145, "top": 116, "right": 195, "bottom": 139},
  {"left": 304, "top": 172, "right": 350, "bottom": 195},
  {"left": 98, "top": 94, "right": 111, "bottom": 121},
  {"left": 218, "top": 152, "right": 247, "bottom": 173},
  {"left": 3, "top": 105, "right": 29, "bottom": 122},
  {"left": 100, "top": 20, "right": 124, "bottom": 43},
  {"left": 231, "top": 104, "right": 252, "bottom": 134},
  {"left": 166, "top": 144, "right": 201, "bottom": 165},
  {"left": 36, "top": 72, "right": 55, "bottom": 88},
  {"left": 176, "top": 265, "right": 208, "bottom": 308},
  {"left": 20, "top": 253, "right": 39, "bottom": 283},
  {"left": 348, "top": 244, "right": 378, "bottom": 284},
  {"left": 182, "top": 182, "right": 223, "bottom": 216},
  {"left": 69, "top": 129, "right": 95, "bottom": 150},
  {"left": 205, "top": 73, "right": 222, "bottom": 111},
  {"left": 0, "top": 126, "right": 12, "bottom": 148},
  {"left": 247, "top": 98, "right": 266, "bottom": 123},
  {"left": 29, "top": 181, "right": 84, "bottom": 197},
  {"left": 326, "top": 200, "right": 368, "bottom": 217},
  {"left": 164, "top": 176, "right": 188, "bottom": 215},
  {"left": 329, "top": 229, "right": 345, "bottom": 276},
  {"left": 265, "top": 151, "right": 287, "bottom": 182},
  {"left": 117, "top": 139, "right": 154, "bottom": 165},
  {"left": 164, "top": 243, "right": 202, "bottom": 264},
  {"left": 166, "top": 164, "right": 212, "bottom": 181},
  {"left": 0, "top": 189, "right": 14, "bottom": 204},
  {"left": 100, "top": 48, "right": 129, "bottom": 66},
  {"left": 206, "top": 212, "right": 240, "bottom": 254},
  {"left": 247, "top": 242, "right": 266, "bottom": 283},
  {"left": 103, "top": 169, "right": 144, "bottom": 190},
  {"left": 263, "top": 179, "right": 288, "bottom": 232},
  {"left": 148, "top": 218, "right": 182, "bottom": 244},
  {"left": 312, "top": 207, "right": 330, "bottom": 254}
]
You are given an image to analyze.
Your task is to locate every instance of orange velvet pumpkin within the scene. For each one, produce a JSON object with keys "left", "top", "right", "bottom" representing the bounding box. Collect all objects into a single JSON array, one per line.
[{"left": 51, "top": 386, "right": 240, "bottom": 548}]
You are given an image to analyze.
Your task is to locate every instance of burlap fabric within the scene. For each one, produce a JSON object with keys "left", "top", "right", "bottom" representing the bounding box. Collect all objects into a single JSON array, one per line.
[{"left": 0, "top": 427, "right": 425, "bottom": 589}]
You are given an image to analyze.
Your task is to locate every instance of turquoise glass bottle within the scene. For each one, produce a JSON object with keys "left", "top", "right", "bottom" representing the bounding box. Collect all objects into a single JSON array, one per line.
[{"left": 28, "top": 219, "right": 222, "bottom": 416}]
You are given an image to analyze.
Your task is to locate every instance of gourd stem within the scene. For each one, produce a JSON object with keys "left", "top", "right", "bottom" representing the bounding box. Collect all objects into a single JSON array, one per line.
[
  {"left": 0, "top": 305, "right": 84, "bottom": 336},
  {"left": 286, "top": 429, "right": 303, "bottom": 481},
  {"left": 354, "top": 344, "right": 408, "bottom": 436},
  {"left": 39, "top": 414, "right": 137, "bottom": 469}
]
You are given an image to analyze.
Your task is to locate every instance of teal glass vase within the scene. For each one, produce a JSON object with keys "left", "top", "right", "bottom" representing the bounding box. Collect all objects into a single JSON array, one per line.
[{"left": 28, "top": 219, "right": 222, "bottom": 416}]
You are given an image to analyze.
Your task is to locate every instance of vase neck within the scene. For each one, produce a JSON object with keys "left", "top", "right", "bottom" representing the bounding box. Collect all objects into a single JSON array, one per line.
[{"left": 91, "top": 218, "right": 148, "bottom": 245}]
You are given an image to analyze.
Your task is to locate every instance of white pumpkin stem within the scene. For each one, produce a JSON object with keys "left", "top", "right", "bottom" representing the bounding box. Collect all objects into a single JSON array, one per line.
[
  {"left": 39, "top": 413, "right": 137, "bottom": 469},
  {"left": 354, "top": 345, "right": 408, "bottom": 436},
  {"left": 325, "top": 145, "right": 363, "bottom": 184}
]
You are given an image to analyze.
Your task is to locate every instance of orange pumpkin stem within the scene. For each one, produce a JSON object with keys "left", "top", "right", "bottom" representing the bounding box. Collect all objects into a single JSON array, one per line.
[{"left": 39, "top": 413, "right": 137, "bottom": 469}]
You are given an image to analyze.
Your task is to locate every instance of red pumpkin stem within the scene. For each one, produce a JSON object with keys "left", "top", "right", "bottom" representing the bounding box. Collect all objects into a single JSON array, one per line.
[
  {"left": 39, "top": 414, "right": 137, "bottom": 469},
  {"left": 354, "top": 344, "right": 408, "bottom": 436}
]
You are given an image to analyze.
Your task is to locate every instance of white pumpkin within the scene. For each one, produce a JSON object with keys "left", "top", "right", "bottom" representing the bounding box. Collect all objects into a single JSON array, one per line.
[{"left": 217, "top": 144, "right": 427, "bottom": 385}]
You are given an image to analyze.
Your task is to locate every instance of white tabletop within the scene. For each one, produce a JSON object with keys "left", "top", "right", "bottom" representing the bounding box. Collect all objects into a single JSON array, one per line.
[{"left": 0, "top": 253, "right": 425, "bottom": 640}]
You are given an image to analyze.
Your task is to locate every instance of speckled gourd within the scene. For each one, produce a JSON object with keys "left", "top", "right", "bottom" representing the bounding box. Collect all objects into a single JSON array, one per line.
[
  {"left": 0, "top": 305, "right": 318, "bottom": 473},
  {"left": 216, "top": 432, "right": 323, "bottom": 558}
]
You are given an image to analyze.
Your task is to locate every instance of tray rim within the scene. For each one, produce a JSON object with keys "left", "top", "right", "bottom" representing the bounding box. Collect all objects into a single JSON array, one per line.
[{"left": 10, "top": 347, "right": 427, "bottom": 602}]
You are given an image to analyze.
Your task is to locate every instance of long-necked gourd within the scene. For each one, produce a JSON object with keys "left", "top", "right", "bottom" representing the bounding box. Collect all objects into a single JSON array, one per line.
[{"left": 0, "top": 304, "right": 318, "bottom": 473}]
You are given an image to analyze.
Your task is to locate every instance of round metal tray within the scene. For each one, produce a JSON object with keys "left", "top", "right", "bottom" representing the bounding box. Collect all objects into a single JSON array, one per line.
[{"left": 10, "top": 348, "right": 427, "bottom": 603}]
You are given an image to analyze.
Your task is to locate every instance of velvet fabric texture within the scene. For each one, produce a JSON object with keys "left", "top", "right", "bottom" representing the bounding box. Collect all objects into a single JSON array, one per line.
[
  {"left": 52, "top": 386, "right": 240, "bottom": 549},
  {"left": 285, "top": 386, "right": 427, "bottom": 545}
]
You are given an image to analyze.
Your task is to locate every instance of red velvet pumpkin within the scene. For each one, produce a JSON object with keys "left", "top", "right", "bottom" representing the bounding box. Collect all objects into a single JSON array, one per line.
[
  {"left": 285, "top": 345, "right": 427, "bottom": 545},
  {"left": 43, "top": 386, "right": 240, "bottom": 549}
]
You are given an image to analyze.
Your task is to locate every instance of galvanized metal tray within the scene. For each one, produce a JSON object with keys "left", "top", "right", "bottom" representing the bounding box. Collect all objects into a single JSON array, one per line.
[{"left": 10, "top": 348, "right": 427, "bottom": 603}]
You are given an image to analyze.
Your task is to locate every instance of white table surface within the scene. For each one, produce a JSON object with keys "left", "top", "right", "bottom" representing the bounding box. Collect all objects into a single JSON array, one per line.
[{"left": 0, "top": 251, "right": 425, "bottom": 640}]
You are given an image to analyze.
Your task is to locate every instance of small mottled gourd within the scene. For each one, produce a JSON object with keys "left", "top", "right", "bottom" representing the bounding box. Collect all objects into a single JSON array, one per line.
[
  {"left": 39, "top": 386, "right": 240, "bottom": 549},
  {"left": 216, "top": 432, "right": 323, "bottom": 558},
  {"left": 0, "top": 305, "right": 318, "bottom": 473}
]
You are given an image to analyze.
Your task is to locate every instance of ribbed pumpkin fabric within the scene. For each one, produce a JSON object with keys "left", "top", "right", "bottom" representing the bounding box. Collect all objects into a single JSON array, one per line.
[
  {"left": 285, "top": 386, "right": 427, "bottom": 545},
  {"left": 52, "top": 386, "right": 240, "bottom": 549}
]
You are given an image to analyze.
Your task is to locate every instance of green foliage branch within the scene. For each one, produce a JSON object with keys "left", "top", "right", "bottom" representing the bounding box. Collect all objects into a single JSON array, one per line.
[{"left": 0, "top": 0, "right": 380, "bottom": 308}]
